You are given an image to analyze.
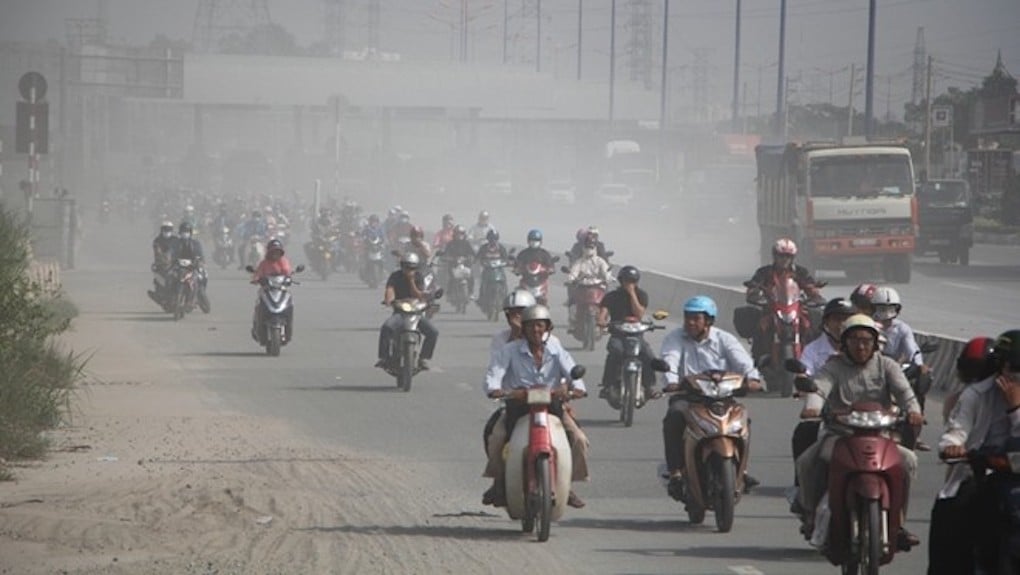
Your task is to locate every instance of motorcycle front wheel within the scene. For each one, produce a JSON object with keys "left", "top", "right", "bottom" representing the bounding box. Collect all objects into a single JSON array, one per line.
[
  {"left": 398, "top": 340, "right": 416, "bottom": 392},
  {"left": 712, "top": 454, "right": 737, "bottom": 533},
  {"left": 535, "top": 456, "right": 553, "bottom": 542},
  {"left": 173, "top": 289, "right": 186, "bottom": 321},
  {"left": 583, "top": 312, "right": 596, "bottom": 351},
  {"left": 197, "top": 288, "right": 211, "bottom": 314},
  {"left": 620, "top": 369, "right": 637, "bottom": 427}
]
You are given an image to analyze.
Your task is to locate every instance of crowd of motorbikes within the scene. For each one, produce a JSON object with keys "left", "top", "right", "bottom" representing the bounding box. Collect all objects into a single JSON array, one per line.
[{"left": 131, "top": 198, "right": 1019, "bottom": 575}]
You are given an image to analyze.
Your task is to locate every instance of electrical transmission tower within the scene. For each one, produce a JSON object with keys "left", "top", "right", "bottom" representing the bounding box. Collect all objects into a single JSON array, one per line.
[
  {"left": 192, "top": 0, "right": 272, "bottom": 53},
  {"left": 626, "top": 0, "right": 656, "bottom": 89},
  {"left": 911, "top": 27, "right": 926, "bottom": 107}
]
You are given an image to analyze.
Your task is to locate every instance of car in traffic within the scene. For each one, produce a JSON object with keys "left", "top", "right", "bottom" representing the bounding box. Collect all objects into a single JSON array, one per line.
[
  {"left": 545, "top": 179, "right": 577, "bottom": 205},
  {"left": 595, "top": 182, "right": 635, "bottom": 207}
]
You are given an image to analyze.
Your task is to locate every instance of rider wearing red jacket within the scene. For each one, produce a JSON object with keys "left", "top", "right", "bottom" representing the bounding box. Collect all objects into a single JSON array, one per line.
[{"left": 251, "top": 239, "right": 292, "bottom": 282}]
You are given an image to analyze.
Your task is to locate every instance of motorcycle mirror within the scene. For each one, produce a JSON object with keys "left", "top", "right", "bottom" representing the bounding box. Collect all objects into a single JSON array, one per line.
[
  {"left": 794, "top": 376, "right": 817, "bottom": 394},
  {"left": 244, "top": 265, "right": 255, "bottom": 273},
  {"left": 569, "top": 365, "right": 586, "bottom": 380},
  {"left": 552, "top": 255, "right": 560, "bottom": 263},
  {"left": 652, "top": 310, "right": 670, "bottom": 321},
  {"left": 742, "top": 280, "right": 755, "bottom": 288},
  {"left": 432, "top": 288, "right": 444, "bottom": 300},
  {"left": 560, "top": 265, "right": 570, "bottom": 274},
  {"left": 650, "top": 358, "right": 671, "bottom": 373},
  {"left": 816, "top": 280, "right": 829, "bottom": 289},
  {"left": 390, "top": 250, "right": 401, "bottom": 258},
  {"left": 784, "top": 358, "right": 808, "bottom": 374},
  {"left": 605, "top": 250, "right": 615, "bottom": 258},
  {"left": 294, "top": 264, "right": 305, "bottom": 273}
]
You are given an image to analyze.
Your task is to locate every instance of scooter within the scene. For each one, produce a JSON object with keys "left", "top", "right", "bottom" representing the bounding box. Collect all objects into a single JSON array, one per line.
[
  {"left": 246, "top": 264, "right": 304, "bottom": 356},
  {"left": 383, "top": 289, "right": 443, "bottom": 392},
  {"left": 563, "top": 269, "right": 608, "bottom": 351},
  {"left": 503, "top": 365, "right": 586, "bottom": 542},
  {"left": 652, "top": 360, "right": 752, "bottom": 533},
  {"left": 212, "top": 226, "right": 234, "bottom": 269},
  {"left": 478, "top": 255, "right": 509, "bottom": 322},
  {"left": 605, "top": 312, "right": 668, "bottom": 427},
  {"left": 444, "top": 255, "right": 472, "bottom": 314},
  {"left": 170, "top": 258, "right": 209, "bottom": 320},
  {"left": 792, "top": 371, "right": 910, "bottom": 574},
  {"left": 513, "top": 256, "right": 559, "bottom": 306},
  {"left": 360, "top": 235, "right": 386, "bottom": 289}
]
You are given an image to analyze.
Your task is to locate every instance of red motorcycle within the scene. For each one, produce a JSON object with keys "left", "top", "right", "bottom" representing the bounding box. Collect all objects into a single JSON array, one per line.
[
  {"left": 563, "top": 272, "right": 607, "bottom": 351},
  {"left": 514, "top": 258, "right": 558, "bottom": 306},
  {"left": 792, "top": 381, "right": 909, "bottom": 575},
  {"left": 742, "top": 276, "right": 825, "bottom": 397},
  {"left": 503, "top": 365, "right": 586, "bottom": 542}
]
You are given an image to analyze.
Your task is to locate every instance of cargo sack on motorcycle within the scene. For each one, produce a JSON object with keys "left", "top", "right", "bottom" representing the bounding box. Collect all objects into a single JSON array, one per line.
[{"left": 733, "top": 306, "right": 761, "bottom": 340}]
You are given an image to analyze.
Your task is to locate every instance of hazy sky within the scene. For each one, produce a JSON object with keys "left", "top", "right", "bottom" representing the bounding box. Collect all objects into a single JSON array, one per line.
[{"left": 1, "top": 0, "right": 1018, "bottom": 118}]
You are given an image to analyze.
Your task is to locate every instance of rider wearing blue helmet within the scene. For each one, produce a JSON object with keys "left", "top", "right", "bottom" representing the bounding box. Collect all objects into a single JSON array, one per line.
[
  {"left": 659, "top": 295, "right": 762, "bottom": 500},
  {"left": 512, "top": 228, "right": 554, "bottom": 276}
]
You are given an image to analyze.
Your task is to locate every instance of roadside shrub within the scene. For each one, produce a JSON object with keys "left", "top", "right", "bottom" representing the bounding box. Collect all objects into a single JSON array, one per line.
[{"left": 0, "top": 208, "right": 83, "bottom": 478}]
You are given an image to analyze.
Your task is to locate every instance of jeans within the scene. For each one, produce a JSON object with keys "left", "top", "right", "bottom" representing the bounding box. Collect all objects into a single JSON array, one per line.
[{"left": 377, "top": 313, "right": 438, "bottom": 360}]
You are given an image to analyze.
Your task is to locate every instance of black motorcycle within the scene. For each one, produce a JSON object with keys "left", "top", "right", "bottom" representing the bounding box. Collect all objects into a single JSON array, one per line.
[{"left": 246, "top": 264, "right": 304, "bottom": 356}]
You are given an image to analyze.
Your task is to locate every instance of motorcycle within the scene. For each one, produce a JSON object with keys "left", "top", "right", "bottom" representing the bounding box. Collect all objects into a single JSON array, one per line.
[
  {"left": 563, "top": 270, "right": 607, "bottom": 351},
  {"left": 443, "top": 255, "right": 472, "bottom": 314},
  {"left": 606, "top": 312, "right": 668, "bottom": 427},
  {"left": 513, "top": 256, "right": 559, "bottom": 306},
  {"left": 652, "top": 361, "right": 752, "bottom": 533},
  {"left": 360, "top": 235, "right": 386, "bottom": 289},
  {"left": 740, "top": 277, "right": 825, "bottom": 397},
  {"left": 246, "top": 264, "right": 304, "bottom": 356},
  {"left": 170, "top": 258, "right": 210, "bottom": 320},
  {"left": 245, "top": 235, "right": 266, "bottom": 270},
  {"left": 503, "top": 365, "right": 587, "bottom": 542},
  {"left": 791, "top": 366, "right": 910, "bottom": 574},
  {"left": 306, "top": 233, "right": 338, "bottom": 281},
  {"left": 383, "top": 289, "right": 443, "bottom": 392},
  {"left": 341, "top": 230, "right": 362, "bottom": 272},
  {"left": 478, "top": 256, "right": 509, "bottom": 322},
  {"left": 212, "top": 226, "right": 234, "bottom": 269},
  {"left": 944, "top": 438, "right": 1020, "bottom": 574}
]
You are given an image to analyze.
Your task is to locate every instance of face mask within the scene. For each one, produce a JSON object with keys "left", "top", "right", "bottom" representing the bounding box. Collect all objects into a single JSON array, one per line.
[
  {"left": 583, "top": 247, "right": 596, "bottom": 257},
  {"left": 181, "top": 232, "right": 192, "bottom": 239},
  {"left": 528, "top": 240, "right": 541, "bottom": 248},
  {"left": 161, "top": 231, "right": 172, "bottom": 238}
]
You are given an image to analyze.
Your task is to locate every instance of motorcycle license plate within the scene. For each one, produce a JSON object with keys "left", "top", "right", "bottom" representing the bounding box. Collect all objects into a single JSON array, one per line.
[
  {"left": 527, "top": 388, "right": 552, "bottom": 405},
  {"left": 851, "top": 238, "right": 879, "bottom": 247}
]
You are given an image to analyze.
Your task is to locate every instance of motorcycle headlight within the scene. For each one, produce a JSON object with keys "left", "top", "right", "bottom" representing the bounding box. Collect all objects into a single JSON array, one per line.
[
  {"left": 397, "top": 301, "right": 415, "bottom": 313},
  {"left": 837, "top": 410, "right": 897, "bottom": 429}
]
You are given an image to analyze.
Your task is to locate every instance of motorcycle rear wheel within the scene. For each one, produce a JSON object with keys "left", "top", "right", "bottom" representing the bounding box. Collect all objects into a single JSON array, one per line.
[{"left": 535, "top": 456, "right": 552, "bottom": 542}]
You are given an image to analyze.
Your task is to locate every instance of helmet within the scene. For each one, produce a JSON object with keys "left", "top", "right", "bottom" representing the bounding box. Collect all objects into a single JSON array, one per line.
[
  {"left": 822, "top": 297, "right": 856, "bottom": 320},
  {"left": 503, "top": 289, "right": 537, "bottom": 311},
  {"left": 521, "top": 304, "right": 552, "bottom": 326},
  {"left": 442, "top": 213, "right": 454, "bottom": 225},
  {"left": 587, "top": 225, "right": 600, "bottom": 239},
  {"left": 993, "top": 330, "right": 1020, "bottom": 371},
  {"left": 264, "top": 205, "right": 273, "bottom": 214},
  {"left": 957, "top": 336, "right": 997, "bottom": 383},
  {"left": 410, "top": 225, "right": 424, "bottom": 239},
  {"left": 179, "top": 222, "right": 193, "bottom": 234},
  {"left": 185, "top": 204, "right": 195, "bottom": 213},
  {"left": 486, "top": 229, "right": 500, "bottom": 242},
  {"left": 850, "top": 283, "right": 878, "bottom": 310},
  {"left": 839, "top": 314, "right": 881, "bottom": 346},
  {"left": 683, "top": 296, "right": 717, "bottom": 319},
  {"left": 266, "top": 238, "right": 284, "bottom": 256},
  {"left": 617, "top": 265, "right": 640, "bottom": 284},
  {"left": 400, "top": 252, "right": 421, "bottom": 269},
  {"left": 575, "top": 228, "right": 588, "bottom": 241},
  {"left": 160, "top": 221, "right": 174, "bottom": 232},
  {"left": 478, "top": 210, "right": 489, "bottom": 221},
  {"left": 527, "top": 229, "right": 543, "bottom": 243},
  {"left": 453, "top": 225, "right": 467, "bottom": 239},
  {"left": 870, "top": 286, "right": 902, "bottom": 320},
  {"left": 773, "top": 237, "right": 798, "bottom": 256}
]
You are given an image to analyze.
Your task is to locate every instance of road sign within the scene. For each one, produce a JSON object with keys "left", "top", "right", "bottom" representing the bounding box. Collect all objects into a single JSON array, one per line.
[
  {"left": 18, "top": 71, "right": 48, "bottom": 102},
  {"left": 932, "top": 105, "right": 953, "bottom": 128}
]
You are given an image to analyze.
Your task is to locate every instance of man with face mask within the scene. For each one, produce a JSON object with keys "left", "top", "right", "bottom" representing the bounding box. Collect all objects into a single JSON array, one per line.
[
  {"left": 565, "top": 234, "right": 611, "bottom": 332},
  {"left": 483, "top": 303, "right": 589, "bottom": 509},
  {"left": 173, "top": 221, "right": 204, "bottom": 263}
]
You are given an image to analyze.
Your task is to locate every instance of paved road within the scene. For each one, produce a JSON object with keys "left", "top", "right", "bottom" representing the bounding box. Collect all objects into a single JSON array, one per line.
[{"left": 68, "top": 220, "right": 953, "bottom": 574}]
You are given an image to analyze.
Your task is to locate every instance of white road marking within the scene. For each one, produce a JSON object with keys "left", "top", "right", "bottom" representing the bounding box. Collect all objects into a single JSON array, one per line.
[
  {"left": 728, "top": 567, "right": 765, "bottom": 575},
  {"left": 941, "top": 281, "right": 984, "bottom": 291}
]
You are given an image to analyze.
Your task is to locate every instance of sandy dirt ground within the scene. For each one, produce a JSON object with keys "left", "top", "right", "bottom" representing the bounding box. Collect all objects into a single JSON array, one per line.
[{"left": 0, "top": 282, "right": 575, "bottom": 575}]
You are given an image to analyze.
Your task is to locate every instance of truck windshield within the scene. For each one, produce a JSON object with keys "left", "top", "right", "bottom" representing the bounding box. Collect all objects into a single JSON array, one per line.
[
  {"left": 918, "top": 181, "right": 968, "bottom": 205},
  {"left": 809, "top": 155, "right": 912, "bottom": 198}
]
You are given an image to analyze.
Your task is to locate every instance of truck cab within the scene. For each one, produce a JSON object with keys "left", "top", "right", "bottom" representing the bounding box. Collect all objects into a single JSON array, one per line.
[{"left": 915, "top": 179, "right": 973, "bottom": 265}]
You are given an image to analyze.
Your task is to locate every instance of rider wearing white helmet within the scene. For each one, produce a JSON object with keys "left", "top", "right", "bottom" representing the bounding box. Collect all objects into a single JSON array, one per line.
[{"left": 375, "top": 252, "right": 439, "bottom": 371}]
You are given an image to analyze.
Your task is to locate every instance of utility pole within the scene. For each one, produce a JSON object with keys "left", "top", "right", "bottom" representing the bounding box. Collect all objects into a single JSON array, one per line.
[
  {"left": 536, "top": 0, "right": 542, "bottom": 72},
  {"left": 576, "top": 0, "right": 582, "bottom": 80},
  {"left": 847, "top": 63, "right": 856, "bottom": 137},
  {"left": 660, "top": 0, "right": 669, "bottom": 130},
  {"left": 864, "top": 0, "right": 876, "bottom": 139},
  {"left": 609, "top": 0, "right": 617, "bottom": 124},
  {"left": 775, "top": 0, "right": 787, "bottom": 138},
  {"left": 923, "top": 55, "right": 933, "bottom": 178},
  {"left": 732, "top": 0, "right": 741, "bottom": 132}
]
